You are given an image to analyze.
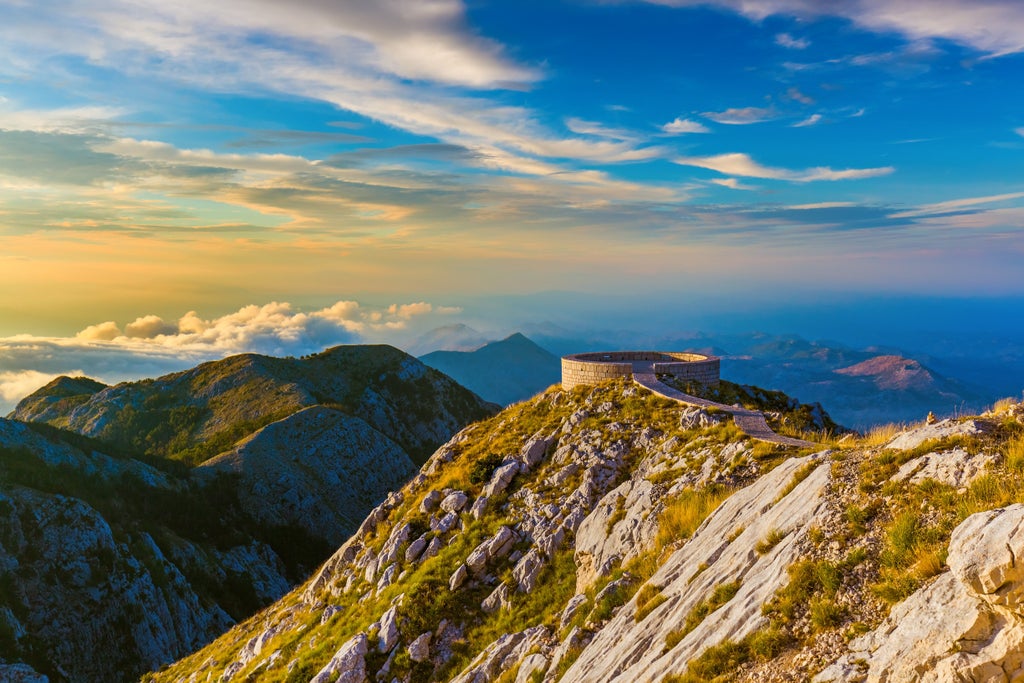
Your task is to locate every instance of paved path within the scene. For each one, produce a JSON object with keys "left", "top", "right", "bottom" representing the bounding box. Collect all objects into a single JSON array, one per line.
[{"left": 632, "top": 366, "right": 815, "bottom": 448}]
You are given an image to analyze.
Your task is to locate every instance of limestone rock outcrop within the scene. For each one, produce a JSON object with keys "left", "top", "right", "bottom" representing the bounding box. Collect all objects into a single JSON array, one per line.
[{"left": 817, "top": 504, "right": 1024, "bottom": 682}]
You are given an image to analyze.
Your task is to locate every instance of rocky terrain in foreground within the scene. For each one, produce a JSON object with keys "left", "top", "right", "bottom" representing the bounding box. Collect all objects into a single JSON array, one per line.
[
  {"left": 136, "top": 375, "right": 1024, "bottom": 682},
  {"left": 0, "top": 346, "right": 497, "bottom": 683}
]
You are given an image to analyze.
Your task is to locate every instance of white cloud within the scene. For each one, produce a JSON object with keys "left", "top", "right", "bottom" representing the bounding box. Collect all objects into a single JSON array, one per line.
[
  {"left": 1016, "top": 127, "right": 1024, "bottom": 137},
  {"left": 0, "top": 298, "right": 471, "bottom": 412},
  {"left": 124, "top": 315, "right": 177, "bottom": 338},
  {"left": 76, "top": 321, "right": 122, "bottom": 341},
  {"left": 661, "top": 118, "right": 710, "bottom": 134},
  {"left": 646, "top": 0, "right": 1024, "bottom": 57},
  {"left": 793, "top": 113, "right": 822, "bottom": 127},
  {"left": 674, "top": 152, "right": 894, "bottom": 182},
  {"left": 0, "top": 0, "right": 665, "bottom": 186},
  {"left": 775, "top": 32, "right": 810, "bottom": 49},
  {"left": 702, "top": 106, "right": 777, "bottom": 125},
  {"left": 0, "top": 370, "right": 84, "bottom": 404}
]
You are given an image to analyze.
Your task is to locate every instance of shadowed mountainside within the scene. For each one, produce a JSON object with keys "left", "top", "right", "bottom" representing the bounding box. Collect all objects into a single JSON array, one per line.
[{"left": 420, "top": 333, "right": 561, "bottom": 406}]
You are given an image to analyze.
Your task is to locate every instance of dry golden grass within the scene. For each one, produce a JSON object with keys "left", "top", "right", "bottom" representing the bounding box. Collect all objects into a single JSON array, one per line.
[
  {"left": 991, "top": 397, "right": 1021, "bottom": 415},
  {"left": 656, "top": 486, "right": 732, "bottom": 551},
  {"left": 858, "top": 422, "right": 904, "bottom": 448}
]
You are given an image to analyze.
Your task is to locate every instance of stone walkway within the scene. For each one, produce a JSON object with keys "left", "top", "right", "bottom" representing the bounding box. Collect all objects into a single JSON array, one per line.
[{"left": 632, "top": 367, "right": 815, "bottom": 448}]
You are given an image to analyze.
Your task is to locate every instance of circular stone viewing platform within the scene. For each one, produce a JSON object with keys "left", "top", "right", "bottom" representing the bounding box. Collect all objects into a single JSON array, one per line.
[{"left": 561, "top": 351, "right": 720, "bottom": 390}]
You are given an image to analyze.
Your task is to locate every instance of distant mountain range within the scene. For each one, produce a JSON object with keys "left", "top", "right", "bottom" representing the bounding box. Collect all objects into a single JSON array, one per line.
[
  {"left": 408, "top": 327, "right": 987, "bottom": 429},
  {"left": 419, "top": 333, "right": 561, "bottom": 406},
  {"left": 2, "top": 345, "right": 496, "bottom": 682},
  {"left": 403, "top": 323, "right": 492, "bottom": 356}
]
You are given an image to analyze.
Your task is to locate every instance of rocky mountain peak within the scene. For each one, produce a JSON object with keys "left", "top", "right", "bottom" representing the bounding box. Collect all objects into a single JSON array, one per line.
[{"left": 143, "top": 381, "right": 1024, "bottom": 683}]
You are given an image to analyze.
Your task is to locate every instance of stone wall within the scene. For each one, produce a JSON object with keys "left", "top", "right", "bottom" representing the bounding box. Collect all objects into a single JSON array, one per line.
[{"left": 561, "top": 351, "right": 720, "bottom": 390}]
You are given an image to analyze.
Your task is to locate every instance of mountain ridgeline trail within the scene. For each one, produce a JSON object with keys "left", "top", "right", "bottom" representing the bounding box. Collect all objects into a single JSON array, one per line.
[
  {"left": 631, "top": 366, "right": 816, "bottom": 448},
  {"left": 0, "top": 345, "right": 498, "bottom": 683}
]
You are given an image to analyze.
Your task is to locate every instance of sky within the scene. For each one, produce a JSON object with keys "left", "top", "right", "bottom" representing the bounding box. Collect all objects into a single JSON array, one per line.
[{"left": 1, "top": 0, "right": 1023, "bottom": 408}]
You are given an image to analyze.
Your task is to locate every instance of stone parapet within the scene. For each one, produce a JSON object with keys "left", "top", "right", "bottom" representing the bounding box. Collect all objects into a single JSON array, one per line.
[{"left": 561, "top": 351, "right": 720, "bottom": 389}]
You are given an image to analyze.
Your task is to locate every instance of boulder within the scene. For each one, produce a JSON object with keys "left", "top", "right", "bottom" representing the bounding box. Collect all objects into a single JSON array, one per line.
[
  {"left": 405, "top": 535, "right": 428, "bottom": 564},
  {"left": 892, "top": 447, "right": 999, "bottom": 489},
  {"left": 449, "top": 564, "right": 468, "bottom": 591},
  {"left": 408, "top": 632, "right": 432, "bottom": 663},
  {"left": 886, "top": 419, "right": 986, "bottom": 451},
  {"left": 519, "top": 437, "right": 552, "bottom": 469},
  {"left": 484, "top": 463, "right": 520, "bottom": 498},
  {"left": 516, "top": 653, "right": 548, "bottom": 683},
  {"left": 377, "top": 606, "right": 400, "bottom": 653},
  {"left": 420, "top": 490, "right": 444, "bottom": 514},
  {"left": 816, "top": 504, "right": 1024, "bottom": 683},
  {"left": 440, "top": 491, "right": 469, "bottom": 514},
  {"left": 310, "top": 633, "right": 369, "bottom": 683},
  {"left": 512, "top": 549, "right": 545, "bottom": 594}
]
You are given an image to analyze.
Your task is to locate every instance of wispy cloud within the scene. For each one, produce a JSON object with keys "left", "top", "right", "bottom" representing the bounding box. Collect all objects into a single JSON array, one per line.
[
  {"left": 775, "top": 32, "right": 809, "bottom": 49},
  {"left": 710, "top": 177, "right": 757, "bottom": 191},
  {"left": 674, "top": 152, "right": 894, "bottom": 182},
  {"left": 793, "top": 113, "right": 822, "bottom": 127},
  {"left": 784, "top": 87, "right": 814, "bottom": 105},
  {"left": 565, "top": 117, "right": 639, "bottom": 142},
  {"left": 644, "top": 0, "right": 1024, "bottom": 56},
  {"left": 701, "top": 106, "right": 777, "bottom": 125},
  {"left": 661, "top": 117, "right": 710, "bottom": 134},
  {"left": 890, "top": 191, "right": 1024, "bottom": 218}
]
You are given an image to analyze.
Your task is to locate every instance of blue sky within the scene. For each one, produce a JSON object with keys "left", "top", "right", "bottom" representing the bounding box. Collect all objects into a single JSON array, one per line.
[{"left": 0, "top": 0, "right": 1023, "bottom": 404}]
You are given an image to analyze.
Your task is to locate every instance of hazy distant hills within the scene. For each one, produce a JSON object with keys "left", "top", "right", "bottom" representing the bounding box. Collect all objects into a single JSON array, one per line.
[
  {"left": 404, "top": 323, "right": 492, "bottom": 356},
  {"left": 419, "top": 332, "right": 561, "bottom": 405},
  {"left": 720, "top": 336, "right": 984, "bottom": 428}
]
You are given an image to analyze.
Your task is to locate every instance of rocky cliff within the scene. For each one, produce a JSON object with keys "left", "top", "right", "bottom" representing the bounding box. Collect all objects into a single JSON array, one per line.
[
  {"left": 145, "top": 379, "right": 1024, "bottom": 683},
  {"left": 1, "top": 346, "right": 498, "bottom": 682}
]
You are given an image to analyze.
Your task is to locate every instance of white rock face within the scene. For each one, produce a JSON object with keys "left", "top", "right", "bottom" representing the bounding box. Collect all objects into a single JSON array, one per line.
[
  {"left": 886, "top": 418, "right": 985, "bottom": 451},
  {"left": 817, "top": 504, "right": 1024, "bottom": 683},
  {"left": 310, "top": 632, "right": 368, "bottom": 683},
  {"left": 574, "top": 477, "right": 661, "bottom": 590},
  {"left": 561, "top": 454, "right": 832, "bottom": 683},
  {"left": 892, "top": 447, "right": 999, "bottom": 489},
  {"left": 450, "top": 626, "right": 548, "bottom": 683}
]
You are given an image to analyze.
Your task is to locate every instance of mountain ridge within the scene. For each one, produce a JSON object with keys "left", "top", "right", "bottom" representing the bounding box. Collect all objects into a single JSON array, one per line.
[{"left": 419, "top": 332, "right": 560, "bottom": 406}]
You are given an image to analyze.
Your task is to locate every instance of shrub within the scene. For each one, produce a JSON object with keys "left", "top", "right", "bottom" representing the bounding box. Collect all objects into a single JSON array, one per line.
[
  {"left": 469, "top": 452, "right": 505, "bottom": 484},
  {"left": 755, "top": 528, "right": 787, "bottom": 555},
  {"left": 634, "top": 584, "right": 668, "bottom": 622}
]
